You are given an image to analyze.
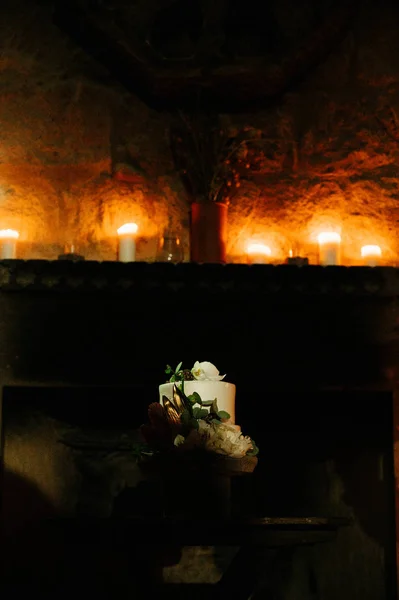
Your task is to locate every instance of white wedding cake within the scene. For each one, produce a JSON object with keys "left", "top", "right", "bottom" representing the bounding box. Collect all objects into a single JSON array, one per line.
[{"left": 159, "top": 361, "right": 236, "bottom": 424}]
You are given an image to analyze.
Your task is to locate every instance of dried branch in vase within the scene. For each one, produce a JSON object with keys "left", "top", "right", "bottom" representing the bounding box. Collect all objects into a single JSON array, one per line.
[{"left": 169, "top": 113, "right": 265, "bottom": 205}]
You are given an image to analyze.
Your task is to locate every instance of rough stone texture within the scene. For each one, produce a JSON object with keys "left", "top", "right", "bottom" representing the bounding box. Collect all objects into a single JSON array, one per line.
[
  {"left": 0, "top": 2, "right": 389, "bottom": 263},
  {"left": 1, "top": 1, "right": 399, "bottom": 264},
  {"left": 0, "top": 0, "right": 186, "bottom": 261},
  {"left": 226, "top": 2, "right": 399, "bottom": 263}
]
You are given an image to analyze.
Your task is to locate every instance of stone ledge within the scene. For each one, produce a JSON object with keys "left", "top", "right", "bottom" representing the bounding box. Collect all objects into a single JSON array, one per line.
[{"left": 0, "top": 260, "right": 397, "bottom": 296}]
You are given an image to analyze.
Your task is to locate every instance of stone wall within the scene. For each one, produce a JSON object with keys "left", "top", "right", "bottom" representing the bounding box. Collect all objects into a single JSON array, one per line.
[
  {"left": 226, "top": 2, "right": 399, "bottom": 263},
  {"left": 1, "top": 1, "right": 399, "bottom": 264},
  {"left": 0, "top": 0, "right": 186, "bottom": 262}
]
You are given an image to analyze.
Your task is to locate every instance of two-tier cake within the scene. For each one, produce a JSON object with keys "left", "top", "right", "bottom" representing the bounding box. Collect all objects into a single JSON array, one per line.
[{"left": 159, "top": 361, "right": 236, "bottom": 424}]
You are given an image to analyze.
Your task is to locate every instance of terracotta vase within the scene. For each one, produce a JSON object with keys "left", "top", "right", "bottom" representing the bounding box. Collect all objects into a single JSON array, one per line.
[{"left": 190, "top": 202, "right": 228, "bottom": 263}]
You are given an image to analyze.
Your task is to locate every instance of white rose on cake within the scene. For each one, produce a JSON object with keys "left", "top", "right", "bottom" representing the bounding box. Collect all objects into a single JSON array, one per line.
[{"left": 191, "top": 361, "right": 225, "bottom": 381}]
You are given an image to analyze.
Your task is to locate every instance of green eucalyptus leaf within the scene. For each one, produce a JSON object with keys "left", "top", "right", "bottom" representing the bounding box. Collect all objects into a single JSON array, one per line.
[
  {"left": 211, "top": 399, "right": 219, "bottom": 414},
  {"left": 193, "top": 407, "right": 208, "bottom": 419},
  {"left": 217, "top": 410, "right": 230, "bottom": 420},
  {"left": 201, "top": 400, "right": 214, "bottom": 407},
  {"left": 175, "top": 361, "right": 183, "bottom": 373},
  {"left": 191, "top": 392, "right": 202, "bottom": 405}
]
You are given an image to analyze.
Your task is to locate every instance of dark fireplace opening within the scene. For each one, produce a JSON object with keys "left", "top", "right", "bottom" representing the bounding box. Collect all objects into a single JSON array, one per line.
[
  {"left": 240, "top": 390, "right": 397, "bottom": 598},
  {"left": 1, "top": 386, "right": 397, "bottom": 598},
  {"left": 239, "top": 390, "right": 395, "bottom": 516}
]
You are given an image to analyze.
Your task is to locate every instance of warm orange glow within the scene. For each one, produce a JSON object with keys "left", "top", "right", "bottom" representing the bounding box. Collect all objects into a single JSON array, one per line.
[
  {"left": 361, "top": 245, "right": 382, "bottom": 258},
  {"left": 0, "top": 229, "right": 19, "bottom": 240},
  {"left": 246, "top": 243, "right": 271, "bottom": 256},
  {"left": 288, "top": 249, "right": 293, "bottom": 258},
  {"left": 117, "top": 222, "right": 138, "bottom": 236},
  {"left": 317, "top": 232, "right": 341, "bottom": 245}
]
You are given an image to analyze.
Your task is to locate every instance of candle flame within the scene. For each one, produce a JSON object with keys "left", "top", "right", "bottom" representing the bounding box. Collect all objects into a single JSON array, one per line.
[
  {"left": 361, "top": 245, "right": 381, "bottom": 258},
  {"left": 0, "top": 229, "right": 19, "bottom": 240},
  {"left": 288, "top": 249, "right": 293, "bottom": 258},
  {"left": 247, "top": 243, "right": 271, "bottom": 256},
  {"left": 318, "top": 232, "right": 341, "bottom": 245},
  {"left": 117, "top": 223, "right": 138, "bottom": 236}
]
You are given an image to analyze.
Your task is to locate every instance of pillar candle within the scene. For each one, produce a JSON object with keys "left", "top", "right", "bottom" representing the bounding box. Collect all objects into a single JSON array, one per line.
[
  {"left": 318, "top": 232, "right": 341, "bottom": 266},
  {"left": 117, "top": 223, "right": 138, "bottom": 262},
  {"left": 361, "top": 245, "right": 381, "bottom": 267},
  {"left": 0, "top": 229, "right": 19, "bottom": 259}
]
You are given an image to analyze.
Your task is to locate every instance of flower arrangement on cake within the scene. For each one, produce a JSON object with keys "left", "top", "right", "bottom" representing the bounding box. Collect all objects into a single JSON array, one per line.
[{"left": 140, "top": 361, "right": 258, "bottom": 476}]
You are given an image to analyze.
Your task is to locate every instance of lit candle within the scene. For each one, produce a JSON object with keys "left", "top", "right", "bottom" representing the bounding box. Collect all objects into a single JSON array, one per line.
[
  {"left": 361, "top": 245, "right": 381, "bottom": 267},
  {"left": 117, "top": 223, "right": 138, "bottom": 262},
  {"left": 247, "top": 243, "right": 272, "bottom": 264},
  {"left": 0, "top": 229, "right": 19, "bottom": 259},
  {"left": 318, "top": 232, "right": 341, "bottom": 266}
]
